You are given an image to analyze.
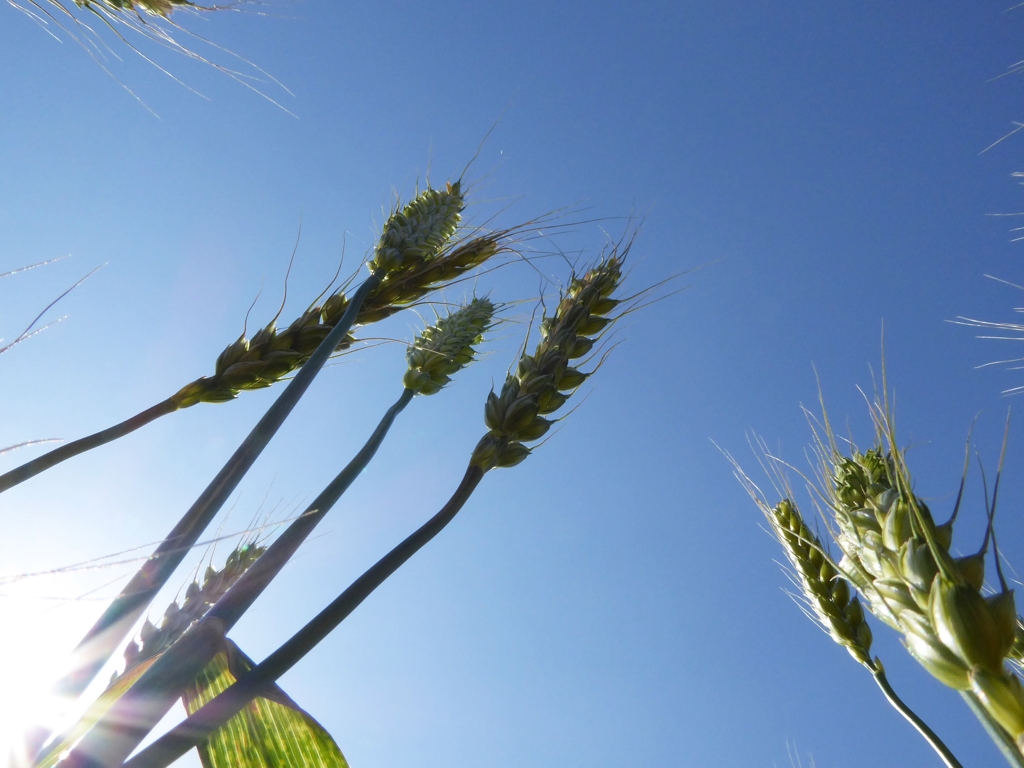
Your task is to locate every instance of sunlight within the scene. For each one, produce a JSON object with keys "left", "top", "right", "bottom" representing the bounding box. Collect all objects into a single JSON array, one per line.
[{"left": 0, "top": 576, "right": 121, "bottom": 767}]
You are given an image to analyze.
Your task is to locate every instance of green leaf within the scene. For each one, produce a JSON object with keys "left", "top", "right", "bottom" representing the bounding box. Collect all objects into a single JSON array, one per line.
[{"left": 183, "top": 639, "right": 348, "bottom": 768}]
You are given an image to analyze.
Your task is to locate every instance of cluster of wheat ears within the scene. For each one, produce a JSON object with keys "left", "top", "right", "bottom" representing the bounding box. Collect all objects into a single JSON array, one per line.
[{"left": 1, "top": 165, "right": 646, "bottom": 768}]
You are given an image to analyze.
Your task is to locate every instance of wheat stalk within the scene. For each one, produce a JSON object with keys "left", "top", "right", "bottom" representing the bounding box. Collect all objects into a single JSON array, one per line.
[{"left": 48, "top": 248, "right": 399, "bottom": 710}]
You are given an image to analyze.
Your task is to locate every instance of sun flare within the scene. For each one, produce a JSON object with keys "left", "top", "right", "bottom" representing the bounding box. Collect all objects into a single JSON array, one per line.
[{"left": 0, "top": 574, "right": 124, "bottom": 766}]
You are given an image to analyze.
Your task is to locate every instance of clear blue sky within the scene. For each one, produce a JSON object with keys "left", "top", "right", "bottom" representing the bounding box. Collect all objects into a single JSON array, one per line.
[{"left": 1, "top": 2, "right": 1024, "bottom": 766}]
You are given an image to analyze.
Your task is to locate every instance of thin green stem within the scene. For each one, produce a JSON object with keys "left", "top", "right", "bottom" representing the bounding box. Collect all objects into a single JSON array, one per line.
[
  {"left": 47, "top": 268, "right": 386, "bottom": 702},
  {"left": 0, "top": 398, "right": 178, "bottom": 495},
  {"left": 871, "top": 667, "right": 963, "bottom": 768},
  {"left": 206, "top": 386, "right": 415, "bottom": 629},
  {"left": 120, "top": 464, "right": 485, "bottom": 768},
  {"left": 960, "top": 690, "right": 1024, "bottom": 768}
]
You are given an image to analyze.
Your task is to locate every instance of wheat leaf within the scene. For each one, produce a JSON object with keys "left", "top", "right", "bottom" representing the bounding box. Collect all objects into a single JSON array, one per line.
[{"left": 183, "top": 639, "right": 348, "bottom": 768}]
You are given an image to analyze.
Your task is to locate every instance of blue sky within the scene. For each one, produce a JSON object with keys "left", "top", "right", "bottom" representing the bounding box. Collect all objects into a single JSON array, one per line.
[{"left": 2, "top": 2, "right": 1024, "bottom": 767}]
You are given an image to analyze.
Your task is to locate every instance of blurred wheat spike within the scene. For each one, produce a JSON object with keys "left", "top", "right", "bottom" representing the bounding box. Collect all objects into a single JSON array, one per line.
[
  {"left": 73, "top": 0, "right": 188, "bottom": 16},
  {"left": 470, "top": 245, "right": 625, "bottom": 471},
  {"left": 114, "top": 542, "right": 265, "bottom": 683}
]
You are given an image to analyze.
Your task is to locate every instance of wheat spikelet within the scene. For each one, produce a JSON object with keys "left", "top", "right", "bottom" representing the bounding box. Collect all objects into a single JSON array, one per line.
[
  {"left": 470, "top": 244, "right": 625, "bottom": 471},
  {"left": 403, "top": 297, "right": 495, "bottom": 395}
]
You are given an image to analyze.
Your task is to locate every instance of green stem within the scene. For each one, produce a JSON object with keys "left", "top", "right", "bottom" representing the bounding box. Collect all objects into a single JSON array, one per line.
[
  {"left": 960, "top": 690, "right": 1024, "bottom": 768},
  {"left": 0, "top": 398, "right": 178, "bottom": 495},
  {"left": 48, "top": 268, "right": 386, "bottom": 703},
  {"left": 206, "top": 386, "right": 415, "bottom": 629},
  {"left": 871, "top": 667, "right": 963, "bottom": 768},
  {"left": 119, "top": 464, "right": 485, "bottom": 768}
]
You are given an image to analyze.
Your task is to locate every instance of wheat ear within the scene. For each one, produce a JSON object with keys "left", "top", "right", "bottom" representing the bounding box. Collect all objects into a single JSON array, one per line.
[
  {"left": 471, "top": 244, "right": 626, "bottom": 471},
  {"left": 767, "top": 497, "right": 963, "bottom": 768},
  {"left": 67, "top": 0, "right": 195, "bottom": 17},
  {"left": 115, "top": 542, "right": 266, "bottom": 683},
  {"left": 28, "top": 541, "right": 266, "bottom": 768}
]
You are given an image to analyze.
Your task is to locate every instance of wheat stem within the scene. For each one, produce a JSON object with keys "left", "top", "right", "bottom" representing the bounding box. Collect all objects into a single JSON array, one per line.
[
  {"left": 871, "top": 668, "right": 963, "bottom": 768},
  {"left": 50, "top": 268, "right": 387, "bottom": 704},
  {"left": 206, "top": 386, "right": 415, "bottom": 629},
  {"left": 961, "top": 690, "right": 1024, "bottom": 768},
  {"left": 0, "top": 398, "right": 178, "bottom": 494},
  {"left": 95, "top": 465, "right": 485, "bottom": 768}
]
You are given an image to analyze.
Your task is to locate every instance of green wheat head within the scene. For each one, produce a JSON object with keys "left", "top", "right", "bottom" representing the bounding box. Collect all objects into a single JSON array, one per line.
[
  {"left": 404, "top": 297, "right": 496, "bottom": 396},
  {"left": 824, "top": 440, "right": 1024, "bottom": 751},
  {"left": 471, "top": 248, "right": 624, "bottom": 471}
]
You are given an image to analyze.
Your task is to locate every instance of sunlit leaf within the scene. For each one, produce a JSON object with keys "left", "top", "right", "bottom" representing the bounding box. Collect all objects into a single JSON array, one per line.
[{"left": 183, "top": 639, "right": 348, "bottom": 768}]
